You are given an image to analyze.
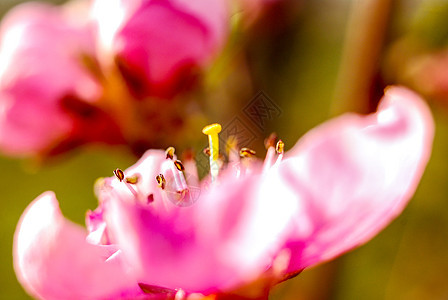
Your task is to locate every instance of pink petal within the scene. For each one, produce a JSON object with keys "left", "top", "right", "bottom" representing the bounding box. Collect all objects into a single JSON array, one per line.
[
  {"left": 274, "top": 86, "right": 434, "bottom": 271},
  {"left": 93, "top": 0, "right": 229, "bottom": 98},
  {"left": 114, "top": 1, "right": 209, "bottom": 97},
  {"left": 169, "top": 0, "right": 229, "bottom": 51},
  {"left": 0, "top": 2, "right": 100, "bottom": 155},
  {"left": 98, "top": 150, "right": 169, "bottom": 211},
  {"left": 104, "top": 167, "right": 299, "bottom": 293},
  {"left": 14, "top": 192, "right": 140, "bottom": 300}
]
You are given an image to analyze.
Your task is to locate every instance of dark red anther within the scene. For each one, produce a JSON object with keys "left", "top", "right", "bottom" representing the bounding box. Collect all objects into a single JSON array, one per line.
[
  {"left": 174, "top": 160, "right": 185, "bottom": 171},
  {"left": 156, "top": 174, "right": 166, "bottom": 189},
  {"left": 113, "top": 168, "right": 124, "bottom": 182}
]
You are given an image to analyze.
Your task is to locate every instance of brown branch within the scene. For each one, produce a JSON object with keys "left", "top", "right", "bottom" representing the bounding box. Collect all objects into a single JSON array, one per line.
[{"left": 331, "top": 0, "right": 393, "bottom": 115}]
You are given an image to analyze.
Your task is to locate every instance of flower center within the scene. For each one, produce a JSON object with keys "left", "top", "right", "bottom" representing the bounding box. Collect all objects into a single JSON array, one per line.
[{"left": 108, "top": 123, "right": 286, "bottom": 207}]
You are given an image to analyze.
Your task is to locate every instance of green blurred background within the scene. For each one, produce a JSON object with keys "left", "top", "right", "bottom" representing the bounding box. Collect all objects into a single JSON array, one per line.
[{"left": 1, "top": 0, "right": 448, "bottom": 299}]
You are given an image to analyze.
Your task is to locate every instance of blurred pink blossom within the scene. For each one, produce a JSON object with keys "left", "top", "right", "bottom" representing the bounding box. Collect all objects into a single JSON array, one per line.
[
  {"left": 14, "top": 87, "right": 433, "bottom": 299},
  {"left": 403, "top": 50, "right": 448, "bottom": 103},
  {"left": 91, "top": 0, "right": 229, "bottom": 98},
  {"left": 0, "top": 2, "right": 105, "bottom": 156},
  {"left": 0, "top": 0, "right": 230, "bottom": 158}
]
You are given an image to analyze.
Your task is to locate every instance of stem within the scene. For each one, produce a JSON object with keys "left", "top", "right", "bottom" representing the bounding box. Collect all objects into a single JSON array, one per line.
[{"left": 331, "top": 0, "right": 393, "bottom": 115}]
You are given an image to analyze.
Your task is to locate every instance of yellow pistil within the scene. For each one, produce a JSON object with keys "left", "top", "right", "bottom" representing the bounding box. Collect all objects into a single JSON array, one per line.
[{"left": 202, "top": 123, "right": 222, "bottom": 182}]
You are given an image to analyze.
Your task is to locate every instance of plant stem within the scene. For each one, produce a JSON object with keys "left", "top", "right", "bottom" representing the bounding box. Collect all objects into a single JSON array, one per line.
[{"left": 331, "top": 0, "right": 393, "bottom": 115}]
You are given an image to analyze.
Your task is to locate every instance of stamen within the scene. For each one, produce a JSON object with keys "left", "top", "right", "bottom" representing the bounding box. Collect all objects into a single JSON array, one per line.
[
  {"left": 174, "top": 160, "right": 185, "bottom": 172},
  {"left": 264, "top": 136, "right": 284, "bottom": 171},
  {"left": 156, "top": 174, "right": 166, "bottom": 189},
  {"left": 276, "top": 140, "right": 285, "bottom": 155},
  {"left": 113, "top": 168, "right": 124, "bottom": 182},
  {"left": 202, "top": 123, "right": 222, "bottom": 182},
  {"left": 169, "top": 161, "right": 188, "bottom": 192},
  {"left": 264, "top": 132, "right": 278, "bottom": 149},
  {"left": 203, "top": 147, "right": 211, "bottom": 156},
  {"left": 182, "top": 149, "right": 199, "bottom": 187},
  {"left": 114, "top": 169, "right": 139, "bottom": 199},
  {"left": 165, "top": 146, "right": 175, "bottom": 160},
  {"left": 160, "top": 159, "right": 190, "bottom": 201},
  {"left": 275, "top": 139, "right": 285, "bottom": 165},
  {"left": 263, "top": 146, "right": 277, "bottom": 172},
  {"left": 125, "top": 174, "right": 139, "bottom": 184},
  {"left": 239, "top": 147, "right": 256, "bottom": 158},
  {"left": 147, "top": 194, "right": 154, "bottom": 203},
  {"left": 176, "top": 189, "right": 189, "bottom": 202}
]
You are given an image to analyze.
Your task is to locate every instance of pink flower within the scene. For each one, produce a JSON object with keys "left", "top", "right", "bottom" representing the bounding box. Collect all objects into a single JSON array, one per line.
[
  {"left": 0, "top": 2, "right": 105, "bottom": 156},
  {"left": 91, "top": 0, "right": 229, "bottom": 98},
  {"left": 14, "top": 86, "right": 433, "bottom": 298},
  {"left": 401, "top": 50, "right": 448, "bottom": 103}
]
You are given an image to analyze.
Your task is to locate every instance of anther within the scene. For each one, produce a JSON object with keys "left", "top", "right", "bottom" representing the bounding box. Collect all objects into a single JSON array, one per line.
[
  {"left": 156, "top": 174, "right": 166, "bottom": 189},
  {"left": 147, "top": 194, "right": 154, "bottom": 203},
  {"left": 174, "top": 160, "right": 185, "bottom": 172},
  {"left": 113, "top": 168, "right": 124, "bottom": 182},
  {"left": 203, "top": 147, "right": 211, "bottom": 156},
  {"left": 125, "top": 174, "right": 139, "bottom": 184},
  {"left": 240, "top": 147, "right": 256, "bottom": 158},
  {"left": 276, "top": 140, "right": 285, "bottom": 154},
  {"left": 264, "top": 133, "right": 278, "bottom": 149},
  {"left": 165, "top": 146, "right": 175, "bottom": 160},
  {"left": 114, "top": 170, "right": 139, "bottom": 198}
]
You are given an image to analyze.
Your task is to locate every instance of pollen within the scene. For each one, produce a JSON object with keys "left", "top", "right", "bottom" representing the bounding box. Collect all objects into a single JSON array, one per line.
[
  {"left": 165, "top": 146, "right": 175, "bottom": 160},
  {"left": 174, "top": 160, "right": 185, "bottom": 171},
  {"left": 125, "top": 174, "right": 140, "bottom": 184},
  {"left": 113, "top": 168, "right": 125, "bottom": 182},
  {"left": 240, "top": 147, "right": 256, "bottom": 158},
  {"left": 156, "top": 174, "right": 166, "bottom": 189},
  {"left": 276, "top": 140, "right": 285, "bottom": 154}
]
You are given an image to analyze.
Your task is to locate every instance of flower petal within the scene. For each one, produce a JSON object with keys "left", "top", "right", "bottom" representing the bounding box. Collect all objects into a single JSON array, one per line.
[
  {"left": 104, "top": 169, "right": 299, "bottom": 294},
  {"left": 0, "top": 2, "right": 100, "bottom": 155},
  {"left": 14, "top": 192, "right": 140, "bottom": 300},
  {"left": 92, "top": 0, "right": 228, "bottom": 98},
  {"left": 274, "top": 86, "right": 434, "bottom": 271},
  {"left": 98, "top": 150, "right": 168, "bottom": 210}
]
